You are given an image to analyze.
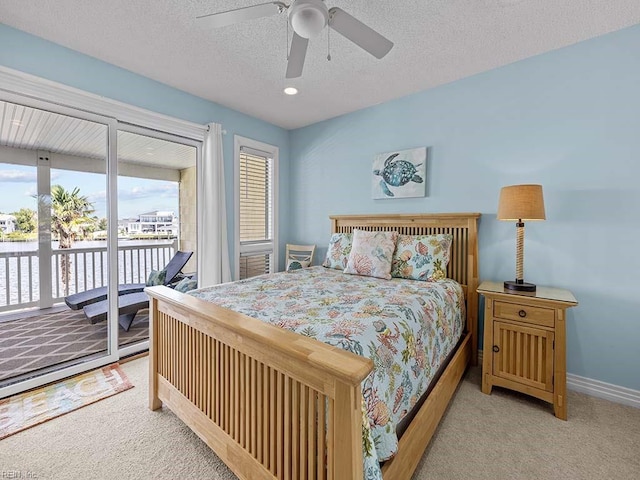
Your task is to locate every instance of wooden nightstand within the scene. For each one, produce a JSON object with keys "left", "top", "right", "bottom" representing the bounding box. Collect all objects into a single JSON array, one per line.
[{"left": 477, "top": 281, "right": 578, "bottom": 420}]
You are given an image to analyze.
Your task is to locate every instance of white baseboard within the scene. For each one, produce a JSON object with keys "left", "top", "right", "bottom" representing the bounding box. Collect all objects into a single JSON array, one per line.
[
  {"left": 567, "top": 374, "right": 640, "bottom": 409},
  {"left": 476, "top": 350, "right": 640, "bottom": 409}
]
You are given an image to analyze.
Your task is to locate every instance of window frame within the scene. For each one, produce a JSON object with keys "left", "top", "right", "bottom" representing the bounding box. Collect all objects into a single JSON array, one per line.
[{"left": 233, "top": 135, "right": 279, "bottom": 280}]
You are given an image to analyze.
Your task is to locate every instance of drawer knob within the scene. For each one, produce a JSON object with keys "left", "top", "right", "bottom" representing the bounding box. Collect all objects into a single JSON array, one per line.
[
  {"left": 518, "top": 309, "right": 527, "bottom": 318},
  {"left": 492, "top": 345, "right": 500, "bottom": 353}
]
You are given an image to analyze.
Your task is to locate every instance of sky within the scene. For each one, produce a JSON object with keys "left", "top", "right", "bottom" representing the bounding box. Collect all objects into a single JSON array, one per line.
[{"left": 0, "top": 164, "right": 178, "bottom": 219}]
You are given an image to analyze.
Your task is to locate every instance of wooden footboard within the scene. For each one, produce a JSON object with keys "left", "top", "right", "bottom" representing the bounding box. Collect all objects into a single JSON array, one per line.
[{"left": 146, "top": 288, "right": 373, "bottom": 480}]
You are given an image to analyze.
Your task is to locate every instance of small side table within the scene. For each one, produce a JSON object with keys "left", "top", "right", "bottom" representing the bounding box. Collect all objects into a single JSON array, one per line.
[{"left": 477, "top": 281, "right": 578, "bottom": 420}]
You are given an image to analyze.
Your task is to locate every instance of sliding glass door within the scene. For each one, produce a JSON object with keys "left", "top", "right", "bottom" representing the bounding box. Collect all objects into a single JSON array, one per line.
[
  {"left": 0, "top": 89, "right": 202, "bottom": 396},
  {"left": 115, "top": 126, "right": 198, "bottom": 356},
  {"left": 0, "top": 96, "right": 118, "bottom": 396}
]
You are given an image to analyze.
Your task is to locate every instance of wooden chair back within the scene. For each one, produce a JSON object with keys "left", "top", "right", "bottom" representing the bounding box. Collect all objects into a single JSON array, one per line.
[{"left": 285, "top": 244, "right": 316, "bottom": 270}]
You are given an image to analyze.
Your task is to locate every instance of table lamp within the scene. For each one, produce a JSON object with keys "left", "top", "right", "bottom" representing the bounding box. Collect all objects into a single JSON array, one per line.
[{"left": 497, "top": 184, "right": 546, "bottom": 292}]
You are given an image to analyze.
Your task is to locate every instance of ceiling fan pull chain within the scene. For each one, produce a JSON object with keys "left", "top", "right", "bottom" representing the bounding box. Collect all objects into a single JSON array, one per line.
[
  {"left": 327, "top": 25, "right": 331, "bottom": 61},
  {"left": 286, "top": 18, "right": 290, "bottom": 60}
]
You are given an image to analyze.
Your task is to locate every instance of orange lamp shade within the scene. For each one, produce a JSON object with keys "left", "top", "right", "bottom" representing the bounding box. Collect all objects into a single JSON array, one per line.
[{"left": 497, "top": 184, "right": 546, "bottom": 222}]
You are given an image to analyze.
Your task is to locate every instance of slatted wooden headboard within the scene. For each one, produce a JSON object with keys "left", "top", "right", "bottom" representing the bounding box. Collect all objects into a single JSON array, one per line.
[{"left": 330, "top": 213, "right": 481, "bottom": 364}]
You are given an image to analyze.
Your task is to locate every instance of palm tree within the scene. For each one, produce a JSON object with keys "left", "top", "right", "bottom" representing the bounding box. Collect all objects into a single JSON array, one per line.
[{"left": 50, "top": 185, "right": 95, "bottom": 293}]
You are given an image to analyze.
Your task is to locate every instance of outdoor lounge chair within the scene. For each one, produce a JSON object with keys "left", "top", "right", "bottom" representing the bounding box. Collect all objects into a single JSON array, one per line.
[
  {"left": 64, "top": 250, "right": 193, "bottom": 310},
  {"left": 82, "top": 268, "right": 198, "bottom": 331},
  {"left": 83, "top": 291, "right": 150, "bottom": 331}
]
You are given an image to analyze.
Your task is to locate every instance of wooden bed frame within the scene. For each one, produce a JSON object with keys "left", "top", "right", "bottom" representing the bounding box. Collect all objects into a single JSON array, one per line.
[{"left": 147, "top": 213, "right": 480, "bottom": 480}]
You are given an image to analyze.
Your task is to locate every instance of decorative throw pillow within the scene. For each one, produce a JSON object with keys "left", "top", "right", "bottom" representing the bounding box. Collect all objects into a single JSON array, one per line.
[
  {"left": 344, "top": 230, "right": 398, "bottom": 280},
  {"left": 146, "top": 269, "right": 167, "bottom": 286},
  {"left": 391, "top": 234, "right": 453, "bottom": 281},
  {"left": 174, "top": 276, "right": 198, "bottom": 293},
  {"left": 322, "top": 233, "right": 353, "bottom": 271},
  {"left": 286, "top": 258, "right": 311, "bottom": 272}
]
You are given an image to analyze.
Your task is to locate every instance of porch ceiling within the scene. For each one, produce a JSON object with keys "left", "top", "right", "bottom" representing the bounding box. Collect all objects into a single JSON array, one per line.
[{"left": 0, "top": 100, "right": 196, "bottom": 170}]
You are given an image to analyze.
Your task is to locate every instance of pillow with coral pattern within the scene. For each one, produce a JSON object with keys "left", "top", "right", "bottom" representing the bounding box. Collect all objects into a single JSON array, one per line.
[
  {"left": 344, "top": 229, "right": 398, "bottom": 280},
  {"left": 322, "top": 233, "right": 352, "bottom": 270},
  {"left": 391, "top": 234, "right": 453, "bottom": 281}
]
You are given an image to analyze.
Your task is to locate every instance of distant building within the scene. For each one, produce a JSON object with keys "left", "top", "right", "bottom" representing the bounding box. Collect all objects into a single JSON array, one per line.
[
  {"left": 127, "top": 211, "right": 178, "bottom": 236},
  {"left": 118, "top": 218, "right": 138, "bottom": 232},
  {"left": 0, "top": 214, "right": 16, "bottom": 234}
]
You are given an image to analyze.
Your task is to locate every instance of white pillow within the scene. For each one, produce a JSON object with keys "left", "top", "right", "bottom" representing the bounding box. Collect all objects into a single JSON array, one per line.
[{"left": 343, "top": 230, "right": 398, "bottom": 280}]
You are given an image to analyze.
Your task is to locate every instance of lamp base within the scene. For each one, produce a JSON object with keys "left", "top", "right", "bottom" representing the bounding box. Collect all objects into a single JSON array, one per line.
[{"left": 504, "top": 280, "right": 536, "bottom": 292}]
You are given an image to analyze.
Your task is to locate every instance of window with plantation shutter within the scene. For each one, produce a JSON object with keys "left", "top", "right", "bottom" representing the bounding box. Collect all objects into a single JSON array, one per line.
[{"left": 234, "top": 137, "right": 278, "bottom": 280}]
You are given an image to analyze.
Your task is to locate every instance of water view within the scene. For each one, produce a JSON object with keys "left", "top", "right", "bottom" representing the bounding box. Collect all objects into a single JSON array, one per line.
[
  {"left": 0, "top": 176, "right": 181, "bottom": 312},
  {"left": 0, "top": 239, "right": 175, "bottom": 253},
  {"left": 0, "top": 239, "right": 176, "bottom": 311}
]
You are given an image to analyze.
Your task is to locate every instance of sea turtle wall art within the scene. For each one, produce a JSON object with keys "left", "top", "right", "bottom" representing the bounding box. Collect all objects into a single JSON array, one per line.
[{"left": 372, "top": 147, "right": 427, "bottom": 199}]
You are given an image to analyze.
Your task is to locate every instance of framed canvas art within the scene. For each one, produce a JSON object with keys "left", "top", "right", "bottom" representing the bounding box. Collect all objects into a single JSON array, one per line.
[{"left": 372, "top": 147, "right": 426, "bottom": 199}]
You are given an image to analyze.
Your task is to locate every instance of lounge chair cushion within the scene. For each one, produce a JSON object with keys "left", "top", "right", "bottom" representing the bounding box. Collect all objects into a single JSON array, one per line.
[{"left": 146, "top": 269, "right": 167, "bottom": 286}]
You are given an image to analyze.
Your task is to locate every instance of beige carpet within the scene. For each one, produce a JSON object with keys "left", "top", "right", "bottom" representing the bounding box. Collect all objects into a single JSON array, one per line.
[{"left": 1, "top": 358, "right": 638, "bottom": 479}]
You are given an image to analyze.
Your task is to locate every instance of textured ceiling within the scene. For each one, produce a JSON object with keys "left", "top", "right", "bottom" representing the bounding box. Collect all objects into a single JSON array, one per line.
[{"left": 1, "top": 1, "right": 639, "bottom": 129}]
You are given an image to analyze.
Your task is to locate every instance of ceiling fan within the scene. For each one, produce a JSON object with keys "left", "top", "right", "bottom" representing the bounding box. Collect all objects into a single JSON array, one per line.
[{"left": 197, "top": 0, "right": 394, "bottom": 79}]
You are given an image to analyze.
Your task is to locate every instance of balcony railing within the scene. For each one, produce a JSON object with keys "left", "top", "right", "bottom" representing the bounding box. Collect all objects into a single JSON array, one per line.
[
  {"left": 0, "top": 250, "right": 38, "bottom": 312},
  {"left": 0, "top": 242, "right": 175, "bottom": 313}
]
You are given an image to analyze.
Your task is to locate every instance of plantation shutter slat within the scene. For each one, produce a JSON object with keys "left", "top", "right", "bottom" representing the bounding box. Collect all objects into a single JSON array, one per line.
[
  {"left": 239, "top": 254, "right": 271, "bottom": 280},
  {"left": 238, "top": 148, "right": 273, "bottom": 280}
]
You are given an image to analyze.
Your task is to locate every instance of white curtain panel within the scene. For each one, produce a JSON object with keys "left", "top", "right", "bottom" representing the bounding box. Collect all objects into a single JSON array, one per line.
[{"left": 199, "top": 123, "right": 231, "bottom": 287}]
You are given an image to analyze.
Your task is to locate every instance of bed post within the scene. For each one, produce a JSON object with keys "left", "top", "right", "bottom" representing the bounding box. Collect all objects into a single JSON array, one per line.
[
  {"left": 330, "top": 217, "right": 338, "bottom": 235},
  {"left": 333, "top": 381, "right": 364, "bottom": 479},
  {"left": 467, "top": 216, "right": 480, "bottom": 366},
  {"left": 148, "top": 295, "right": 162, "bottom": 410}
]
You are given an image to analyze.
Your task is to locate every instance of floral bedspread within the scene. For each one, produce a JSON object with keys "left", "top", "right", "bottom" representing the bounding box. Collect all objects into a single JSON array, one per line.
[{"left": 189, "top": 266, "right": 465, "bottom": 479}]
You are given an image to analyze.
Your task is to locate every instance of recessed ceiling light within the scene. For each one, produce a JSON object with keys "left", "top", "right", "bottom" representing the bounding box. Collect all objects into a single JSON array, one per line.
[{"left": 284, "top": 87, "right": 298, "bottom": 95}]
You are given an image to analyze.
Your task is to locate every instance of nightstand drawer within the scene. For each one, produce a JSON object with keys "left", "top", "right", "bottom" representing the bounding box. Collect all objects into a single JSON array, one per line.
[{"left": 494, "top": 301, "right": 555, "bottom": 328}]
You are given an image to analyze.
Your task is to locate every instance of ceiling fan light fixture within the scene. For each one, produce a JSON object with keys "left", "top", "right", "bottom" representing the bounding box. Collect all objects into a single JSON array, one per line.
[
  {"left": 284, "top": 86, "right": 299, "bottom": 95},
  {"left": 288, "top": 0, "right": 328, "bottom": 39}
]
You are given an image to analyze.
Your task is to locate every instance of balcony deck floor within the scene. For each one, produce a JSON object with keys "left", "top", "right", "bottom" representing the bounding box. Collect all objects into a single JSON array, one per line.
[{"left": 0, "top": 307, "right": 148, "bottom": 383}]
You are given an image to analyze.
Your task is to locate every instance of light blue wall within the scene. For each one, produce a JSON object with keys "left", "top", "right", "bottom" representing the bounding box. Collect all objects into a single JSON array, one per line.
[
  {"left": 289, "top": 25, "right": 640, "bottom": 390},
  {"left": 0, "top": 23, "right": 290, "bottom": 271},
  {"left": 3, "top": 21, "right": 638, "bottom": 390}
]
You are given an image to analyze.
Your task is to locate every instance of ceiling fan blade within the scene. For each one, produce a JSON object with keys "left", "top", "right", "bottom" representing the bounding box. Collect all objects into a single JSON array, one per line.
[
  {"left": 197, "top": 2, "right": 284, "bottom": 29},
  {"left": 328, "top": 7, "right": 393, "bottom": 59},
  {"left": 286, "top": 33, "right": 309, "bottom": 78}
]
